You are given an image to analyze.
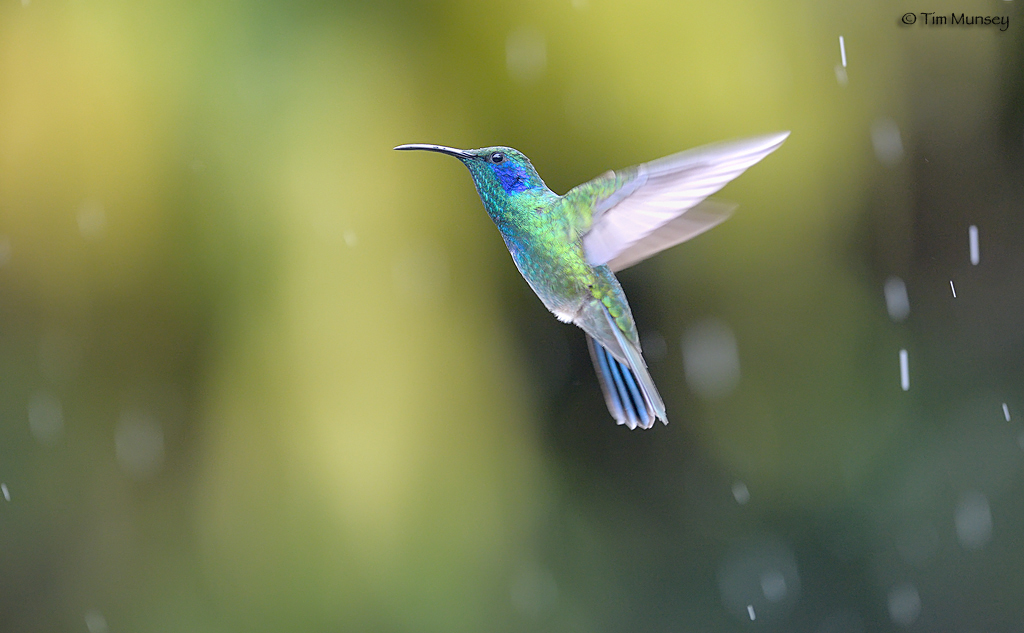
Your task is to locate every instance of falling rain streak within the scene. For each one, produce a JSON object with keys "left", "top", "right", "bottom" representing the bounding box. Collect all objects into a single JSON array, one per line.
[
  {"left": 834, "top": 35, "right": 848, "bottom": 85},
  {"left": 899, "top": 350, "right": 909, "bottom": 391},
  {"left": 747, "top": 605, "right": 756, "bottom": 621},
  {"left": 969, "top": 225, "right": 979, "bottom": 265},
  {"left": 1003, "top": 403, "right": 1011, "bottom": 421},
  {"left": 950, "top": 280, "right": 956, "bottom": 298},
  {"left": 1, "top": 483, "right": 9, "bottom": 502}
]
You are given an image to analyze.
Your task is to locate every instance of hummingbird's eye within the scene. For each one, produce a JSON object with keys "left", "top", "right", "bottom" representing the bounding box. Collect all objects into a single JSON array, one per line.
[{"left": 490, "top": 152, "right": 505, "bottom": 164}]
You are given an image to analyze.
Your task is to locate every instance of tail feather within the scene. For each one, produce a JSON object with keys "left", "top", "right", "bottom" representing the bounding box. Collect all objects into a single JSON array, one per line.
[{"left": 587, "top": 336, "right": 657, "bottom": 430}]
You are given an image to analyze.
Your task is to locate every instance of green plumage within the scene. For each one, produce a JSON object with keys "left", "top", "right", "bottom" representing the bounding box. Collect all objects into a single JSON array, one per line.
[{"left": 395, "top": 132, "right": 789, "bottom": 429}]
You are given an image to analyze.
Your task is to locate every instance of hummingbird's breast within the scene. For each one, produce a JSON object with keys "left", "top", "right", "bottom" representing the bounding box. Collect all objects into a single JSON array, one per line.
[{"left": 499, "top": 206, "right": 596, "bottom": 322}]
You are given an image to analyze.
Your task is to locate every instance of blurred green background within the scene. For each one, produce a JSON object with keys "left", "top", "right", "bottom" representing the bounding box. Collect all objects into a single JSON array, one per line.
[{"left": 1, "top": 0, "right": 1022, "bottom": 631}]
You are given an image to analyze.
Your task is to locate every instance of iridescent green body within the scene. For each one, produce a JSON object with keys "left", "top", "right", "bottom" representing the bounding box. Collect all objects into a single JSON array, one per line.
[
  {"left": 394, "top": 141, "right": 666, "bottom": 428},
  {"left": 460, "top": 147, "right": 641, "bottom": 341}
]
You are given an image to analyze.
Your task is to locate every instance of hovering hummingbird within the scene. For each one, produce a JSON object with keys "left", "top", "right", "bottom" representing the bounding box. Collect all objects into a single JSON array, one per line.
[{"left": 395, "top": 132, "right": 788, "bottom": 429}]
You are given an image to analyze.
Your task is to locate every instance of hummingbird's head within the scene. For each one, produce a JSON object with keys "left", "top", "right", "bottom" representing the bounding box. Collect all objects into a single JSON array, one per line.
[{"left": 393, "top": 144, "right": 548, "bottom": 197}]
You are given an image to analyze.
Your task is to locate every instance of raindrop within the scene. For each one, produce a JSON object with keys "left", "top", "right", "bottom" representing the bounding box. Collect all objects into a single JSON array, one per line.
[
  {"left": 682, "top": 318, "right": 740, "bottom": 399},
  {"left": 392, "top": 243, "right": 450, "bottom": 301},
  {"left": 883, "top": 277, "right": 909, "bottom": 321},
  {"left": 747, "top": 605, "right": 756, "bottom": 620},
  {"left": 838, "top": 36, "right": 847, "bottom": 67},
  {"left": 760, "top": 570, "right": 787, "bottom": 602},
  {"left": 77, "top": 200, "right": 106, "bottom": 240},
  {"left": 85, "top": 610, "right": 108, "bottom": 633},
  {"left": 506, "top": 28, "right": 547, "bottom": 84},
  {"left": 115, "top": 409, "right": 164, "bottom": 480},
  {"left": 954, "top": 491, "right": 992, "bottom": 550},
  {"left": 887, "top": 582, "right": 920, "bottom": 627},
  {"left": 28, "top": 391, "right": 64, "bottom": 445},
  {"left": 1002, "top": 403, "right": 1010, "bottom": 421},
  {"left": 968, "top": 225, "right": 979, "bottom": 265},
  {"left": 717, "top": 538, "right": 801, "bottom": 621},
  {"left": 510, "top": 561, "right": 558, "bottom": 617},
  {"left": 871, "top": 118, "right": 904, "bottom": 166},
  {"left": 1, "top": 483, "right": 9, "bottom": 501},
  {"left": 899, "top": 349, "right": 909, "bottom": 391},
  {"left": 343, "top": 229, "right": 358, "bottom": 247},
  {"left": 732, "top": 481, "right": 750, "bottom": 505},
  {"left": 834, "top": 65, "right": 848, "bottom": 86}
]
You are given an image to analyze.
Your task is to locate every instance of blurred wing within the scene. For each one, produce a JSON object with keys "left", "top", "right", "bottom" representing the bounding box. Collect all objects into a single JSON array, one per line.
[
  {"left": 606, "top": 199, "right": 736, "bottom": 272},
  {"left": 580, "top": 131, "right": 789, "bottom": 268}
]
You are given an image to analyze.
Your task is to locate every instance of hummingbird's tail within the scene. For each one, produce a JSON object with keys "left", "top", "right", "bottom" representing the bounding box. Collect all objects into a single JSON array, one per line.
[{"left": 587, "top": 336, "right": 665, "bottom": 430}]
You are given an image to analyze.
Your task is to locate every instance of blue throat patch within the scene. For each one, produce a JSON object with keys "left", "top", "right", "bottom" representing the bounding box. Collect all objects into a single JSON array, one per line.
[{"left": 493, "top": 164, "right": 530, "bottom": 193}]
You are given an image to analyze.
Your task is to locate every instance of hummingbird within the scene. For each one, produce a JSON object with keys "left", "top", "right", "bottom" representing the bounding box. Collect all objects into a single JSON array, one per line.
[{"left": 394, "top": 132, "right": 788, "bottom": 430}]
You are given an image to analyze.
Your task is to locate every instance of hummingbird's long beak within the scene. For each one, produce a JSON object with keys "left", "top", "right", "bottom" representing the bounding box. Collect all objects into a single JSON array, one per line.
[{"left": 393, "top": 144, "right": 473, "bottom": 159}]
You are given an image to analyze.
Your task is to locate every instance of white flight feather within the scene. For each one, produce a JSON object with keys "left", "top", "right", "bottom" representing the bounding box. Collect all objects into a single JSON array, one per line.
[{"left": 582, "top": 131, "right": 789, "bottom": 267}]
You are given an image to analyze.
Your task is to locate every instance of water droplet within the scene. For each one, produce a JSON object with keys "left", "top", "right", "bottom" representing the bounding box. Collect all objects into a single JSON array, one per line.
[
  {"left": 510, "top": 561, "right": 558, "bottom": 617},
  {"left": 392, "top": 243, "right": 450, "bottom": 301},
  {"left": 718, "top": 538, "right": 800, "bottom": 621},
  {"left": 887, "top": 582, "right": 920, "bottom": 626},
  {"left": 343, "top": 229, "right": 358, "bottom": 247},
  {"left": 954, "top": 491, "right": 992, "bottom": 550},
  {"left": 682, "top": 318, "right": 740, "bottom": 399},
  {"left": 29, "top": 391, "right": 64, "bottom": 445},
  {"left": 883, "top": 277, "right": 910, "bottom": 321},
  {"left": 77, "top": 200, "right": 106, "bottom": 240},
  {"left": 732, "top": 481, "right": 750, "bottom": 505},
  {"left": 506, "top": 28, "right": 547, "bottom": 84},
  {"left": 899, "top": 349, "right": 909, "bottom": 391},
  {"left": 834, "top": 64, "right": 848, "bottom": 86},
  {"left": 968, "top": 225, "right": 980, "bottom": 265},
  {"left": 85, "top": 610, "right": 108, "bottom": 633},
  {"left": 1, "top": 483, "right": 9, "bottom": 502},
  {"left": 760, "top": 570, "right": 787, "bottom": 602},
  {"left": 115, "top": 409, "right": 164, "bottom": 479},
  {"left": 871, "top": 118, "right": 904, "bottom": 166}
]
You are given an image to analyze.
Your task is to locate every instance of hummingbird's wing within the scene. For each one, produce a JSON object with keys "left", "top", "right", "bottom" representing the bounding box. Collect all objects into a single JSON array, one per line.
[
  {"left": 605, "top": 199, "right": 736, "bottom": 272},
  {"left": 572, "top": 131, "right": 789, "bottom": 270}
]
